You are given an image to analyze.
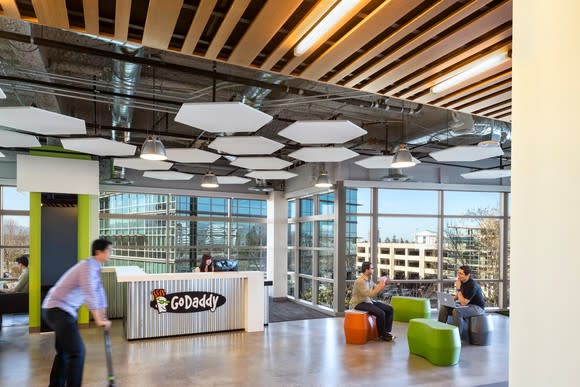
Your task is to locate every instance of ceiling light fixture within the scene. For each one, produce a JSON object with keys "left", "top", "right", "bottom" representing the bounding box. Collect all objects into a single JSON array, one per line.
[
  {"left": 140, "top": 135, "right": 167, "bottom": 161},
  {"left": 294, "top": 0, "right": 361, "bottom": 56},
  {"left": 431, "top": 51, "right": 509, "bottom": 94},
  {"left": 315, "top": 170, "right": 333, "bottom": 188},
  {"left": 201, "top": 171, "right": 219, "bottom": 188},
  {"left": 391, "top": 144, "right": 416, "bottom": 169}
]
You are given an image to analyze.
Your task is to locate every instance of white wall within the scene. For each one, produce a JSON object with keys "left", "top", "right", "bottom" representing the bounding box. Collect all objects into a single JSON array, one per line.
[
  {"left": 267, "top": 191, "right": 288, "bottom": 297},
  {"left": 511, "top": 1, "right": 580, "bottom": 385}
]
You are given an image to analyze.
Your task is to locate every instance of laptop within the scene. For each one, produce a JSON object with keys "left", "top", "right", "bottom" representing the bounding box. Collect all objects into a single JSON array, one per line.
[{"left": 437, "top": 292, "right": 458, "bottom": 308}]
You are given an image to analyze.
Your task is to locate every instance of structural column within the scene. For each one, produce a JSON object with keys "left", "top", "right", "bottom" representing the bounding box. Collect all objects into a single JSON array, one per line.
[
  {"left": 267, "top": 191, "right": 288, "bottom": 298},
  {"left": 511, "top": 1, "right": 580, "bottom": 385}
]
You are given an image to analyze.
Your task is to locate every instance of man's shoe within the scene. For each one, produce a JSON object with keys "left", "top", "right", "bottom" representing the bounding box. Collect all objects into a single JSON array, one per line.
[{"left": 383, "top": 333, "right": 396, "bottom": 342}]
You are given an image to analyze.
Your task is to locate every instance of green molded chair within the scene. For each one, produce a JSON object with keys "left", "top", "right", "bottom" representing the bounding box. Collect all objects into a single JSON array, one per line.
[
  {"left": 391, "top": 296, "right": 431, "bottom": 322},
  {"left": 407, "top": 318, "right": 461, "bottom": 366}
]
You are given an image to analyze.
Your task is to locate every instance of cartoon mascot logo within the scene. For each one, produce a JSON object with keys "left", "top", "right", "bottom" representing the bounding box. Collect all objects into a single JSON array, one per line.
[{"left": 151, "top": 288, "right": 169, "bottom": 314}]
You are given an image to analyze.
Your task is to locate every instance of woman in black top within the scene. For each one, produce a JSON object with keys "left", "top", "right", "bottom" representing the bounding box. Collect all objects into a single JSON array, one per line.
[{"left": 196, "top": 254, "right": 214, "bottom": 272}]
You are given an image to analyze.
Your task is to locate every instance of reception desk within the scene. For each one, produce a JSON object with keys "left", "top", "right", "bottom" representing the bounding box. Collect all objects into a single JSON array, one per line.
[{"left": 103, "top": 267, "right": 265, "bottom": 340}]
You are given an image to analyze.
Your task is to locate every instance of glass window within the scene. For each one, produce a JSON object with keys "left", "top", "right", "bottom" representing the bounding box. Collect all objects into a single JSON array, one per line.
[
  {"left": 288, "top": 200, "right": 296, "bottom": 218},
  {"left": 317, "top": 221, "right": 334, "bottom": 248},
  {"left": 378, "top": 189, "right": 438, "bottom": 214},
  {"left": 288, "top": 273, "right": 295, "bottom": 297},
  {"left": 299, "top": 277, "right": 312, "bottom": 302},
  {"left": 287, "top": 248, "right": 295, "bottom": 272},
  {"left": 300, "top": 198, "right": 313, "bottom": 217},
  {"left": 232, "top": 199, "right": 267, "bottom": 218},
  {"left": 444, "top": 191, "right": 501, "bottom": 216},
  {"left": 299, "top": 222, "right": 313, "bottom": 247},
  {"left": 443, "top": 218, "right": 500, "bottom": 280},
  {"left": 318, "top": 250, "right": 333, "bottom": 279},
  {"left": 287, "top": 223, "right": 295, "bottom": 247},
  {"left": 299, "top": 250, "right": 312, "bottom": 275},
  {"left": 1, "top": 247, "right": 29, "bottom": 278},
  {"left": 231, "top": 222, "right": 266, "bottom": 246},
  {"left": 230, "top": 247, "right": 266, "bottom": 271},
  {"left": 345, "top": 188, "right": 371, "bottom": 213},
  {"left": 195, "top": 197, "right": 228, "bottom": 217},
  {"left": 345, "top": 216, "right": 370, "bottom": 280},
  {"left": 318, "top": 193, "right": 334, "bottom": 215},
  {"left": 2, "top": 187, "right": 29, "bottom": 210},
  {"left": 1, "top": 216, "right": 30, "bottom": 246},
  {"left": 317, "top": 282, "right": 333, "bottom": 308}
]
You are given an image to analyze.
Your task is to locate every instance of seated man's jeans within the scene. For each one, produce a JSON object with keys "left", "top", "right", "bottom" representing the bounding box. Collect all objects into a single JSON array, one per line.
[
  {"left": 354, "top": 301, "right": 394, "bottom": 336},
  {"left": 438, "top": 304, "right": 485, "bottom": 335},
  {"left": 43, "top": 308, "right": 86, "bottom": 387}
]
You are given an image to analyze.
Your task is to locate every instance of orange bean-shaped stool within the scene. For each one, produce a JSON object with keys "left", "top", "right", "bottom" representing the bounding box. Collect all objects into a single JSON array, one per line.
[
  {"left": 367, "top": 314, "right": 379, "bottom": 341},
  {"left": 344, "top": 310, "right": 369, "bottom": 344}
]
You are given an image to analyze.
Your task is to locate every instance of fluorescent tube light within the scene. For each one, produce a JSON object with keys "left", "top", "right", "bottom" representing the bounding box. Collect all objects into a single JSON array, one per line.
[
  {"left": 431, "top": 52, "right": 509, "bottom": 94},
  {"left": 294, "top": 0, "right": 361, "bottom": 57}
]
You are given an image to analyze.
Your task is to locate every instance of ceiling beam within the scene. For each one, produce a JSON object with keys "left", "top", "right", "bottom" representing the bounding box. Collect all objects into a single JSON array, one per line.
[
  {"left": 205, "top": 0, "right": 252, "bottom": 59},
  {"left": 114, "top": 0, "right": 132, "bottom": 41},
  {"left": 82, "top": 0, "right": 99, "bottom": 35},
  {"left": 181, "top": 0, "right": 217, "bottom": 54},
  {"left": 31, "top": 0, "right": 69, "bottom": 29}
]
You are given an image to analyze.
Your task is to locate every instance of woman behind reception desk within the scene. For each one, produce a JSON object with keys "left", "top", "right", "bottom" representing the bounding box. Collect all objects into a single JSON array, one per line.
[{"left": 195, "top": 254, "right": 214, "bottom": 272}]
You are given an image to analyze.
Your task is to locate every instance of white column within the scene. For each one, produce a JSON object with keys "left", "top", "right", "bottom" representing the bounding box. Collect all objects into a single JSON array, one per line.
[
  {"left": 267, "top": 191, "right": 288, "bottom": 298},
  {"left": 511, "top": 1, "right": 580, "bottom": 385}
]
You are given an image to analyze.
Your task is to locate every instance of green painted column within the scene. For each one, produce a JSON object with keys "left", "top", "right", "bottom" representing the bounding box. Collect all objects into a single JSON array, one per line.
[
  {"left": 77, "top": 194, "right": 91, "bottom": 325},
  {"left": 29, "top": 192, "right": 42, "bottom": 331}
]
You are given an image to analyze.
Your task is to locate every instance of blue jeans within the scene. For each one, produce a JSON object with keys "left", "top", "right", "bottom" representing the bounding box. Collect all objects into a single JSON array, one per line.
[
  {"left": 43, "top": 308, "right": 85, "bottom": 387},
  {"left": 438, "top": 304, "right": 485, "bottom": 336}
]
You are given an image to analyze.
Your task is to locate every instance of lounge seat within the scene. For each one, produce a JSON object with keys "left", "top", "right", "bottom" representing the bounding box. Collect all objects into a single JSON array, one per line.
[
  {"left": 390, "top": 296, "right": 431, "bottom": 322},
  {"left": 0, "top": 292, "right": 29, "bottom": 328},
  {"left": 343, "top": 310, "right": 378, "bottom": 344},
  {"left": 407, "top": 318, "right": 461, "bottom": 366}
]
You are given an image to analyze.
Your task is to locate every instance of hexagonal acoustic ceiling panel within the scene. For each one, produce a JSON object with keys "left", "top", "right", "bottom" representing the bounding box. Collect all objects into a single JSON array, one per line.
[
  {"left": 143, "top": 171, "right": 193, "bottom": 180},
  {"left": 175, "top": 102, "right": 273, "bottom": 133},
  {"left": 216, "top": 176, "right": 251, "bottom": 184},
  {"left": 61, "top": 138, "right": 136, "bottom": 156},
  {"left": 288, "top": 147, "right": 359, "bottom": 162},
  {"left": 0, "top": 129, "right": 41, "bottom": 148},
  {"left": 278, "top": 120, "right": 367, "bottom": 144},
  {"left": 461, "top": 169, "right": 511, "bottom": 179},
  {"left": 165, "top": 148, "right": 221, "bottom": 163},
  {"left": 355, "top": 155, "right": 422, "bottom": 169},
  {"left": 230, "top": 157, "right": 292, "bottom": 170},
  {"left": 0, "top": 107, "right": 86, "bottom": 135},
  {"left": 209, "top": 136, "right": 285, "bottom": 155},
  {"left": 430, "top": 145, "right": 504, "bottom": 162},
  {"left": 246, "top": 171, "right": 298, "bottom": 180},
  {"left": 113, "top": 158, "right": 173, "bottom": 171}
]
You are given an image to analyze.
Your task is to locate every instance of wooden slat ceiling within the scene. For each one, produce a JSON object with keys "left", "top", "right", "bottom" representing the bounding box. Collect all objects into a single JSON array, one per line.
[{"left": 0, "top": 0, "right": 513, "bottom": 122}]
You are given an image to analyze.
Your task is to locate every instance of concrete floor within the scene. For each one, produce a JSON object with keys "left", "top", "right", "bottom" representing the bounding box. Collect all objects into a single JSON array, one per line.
[{"left": 0, "top": 314, "right": 508, "bottom": 386}]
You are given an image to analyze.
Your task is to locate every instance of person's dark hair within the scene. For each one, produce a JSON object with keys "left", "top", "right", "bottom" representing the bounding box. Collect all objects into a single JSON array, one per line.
[
  {"left": 459, "top": 265, "right": 472, "bottom": 276},
  {"left": 200, "top": 254, "right": 214, "bottom": 272},
  {"left": 92, "top": 239, "right": 112, "bottom": 256},
  {"left": 16, "top": 255, "right": 29, "bottom": 267},
  {"left": 361, "top": 261, "right": 372, "bottom": 273}
]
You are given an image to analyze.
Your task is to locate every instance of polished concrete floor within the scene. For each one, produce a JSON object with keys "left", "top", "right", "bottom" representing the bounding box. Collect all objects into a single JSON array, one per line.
[{"left": 0, "top": 314, "right": 508, "bottom": 386}]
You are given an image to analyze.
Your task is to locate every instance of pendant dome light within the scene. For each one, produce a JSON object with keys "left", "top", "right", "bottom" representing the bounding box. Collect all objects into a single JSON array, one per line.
[
  {"left": 391, "top": 101, "right": 416, "bottom": 169},
  {"left": 201, "top": 171, "right": 219, "bottom": 188},
  {"left": 315, "top": 170, "right": 332, "bottom": 188},
  {"left": 140, "top": 135, "right": 167, "bottom": 160}
]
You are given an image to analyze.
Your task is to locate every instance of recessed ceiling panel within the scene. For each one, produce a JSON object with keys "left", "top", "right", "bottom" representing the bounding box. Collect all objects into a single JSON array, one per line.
[
  {"left": 114, "top": 158, "right": 173, "bottom": 170},
  {"left": 245, "top": 171, "right": 298, "bottom": 180},
  {"left": 175, "top": 102, "right": 273, "bottom": 133},
  {"left": 355, "top": 155, "right": 421, "bottom": 169},
  {"left": 288, "top": 147, "right": 359, "bottom": 162},
  {"left": 230, "top": 156, "right": 292, "bottom": 170},
  {"left": 461, "top": 169, "right": 511, "bottom": 179},
  {"left": 0, "top": 129, "right": 41, "bottom": 148},
  {"left": 430, "top": 145, "right": 504, "bottom": 162},
  {"left": 278, "top": 120, "right": 367, "bottom": 144},
  {"left": 209, "top": 136, "right": 284, "bottom": 155},
  {"left": 165, "top": 148, "right": 221, "bottom": 163},
  {"left": 61, "top": 138, "right": 136, "bottom": 156},
  {"left": 216, "top": 176, "right": 251, "bottom": 184},
  {"left": 143, "top": 171, "right": 193, "bottom": 180},
  {"left": 0, "top": 107, "right": 86, "bottom": 135}
]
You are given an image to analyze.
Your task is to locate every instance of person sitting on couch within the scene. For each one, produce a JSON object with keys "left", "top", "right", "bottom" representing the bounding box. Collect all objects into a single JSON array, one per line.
[{"left": 0, "top": 255, "right": 29, "bottom": 293}]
